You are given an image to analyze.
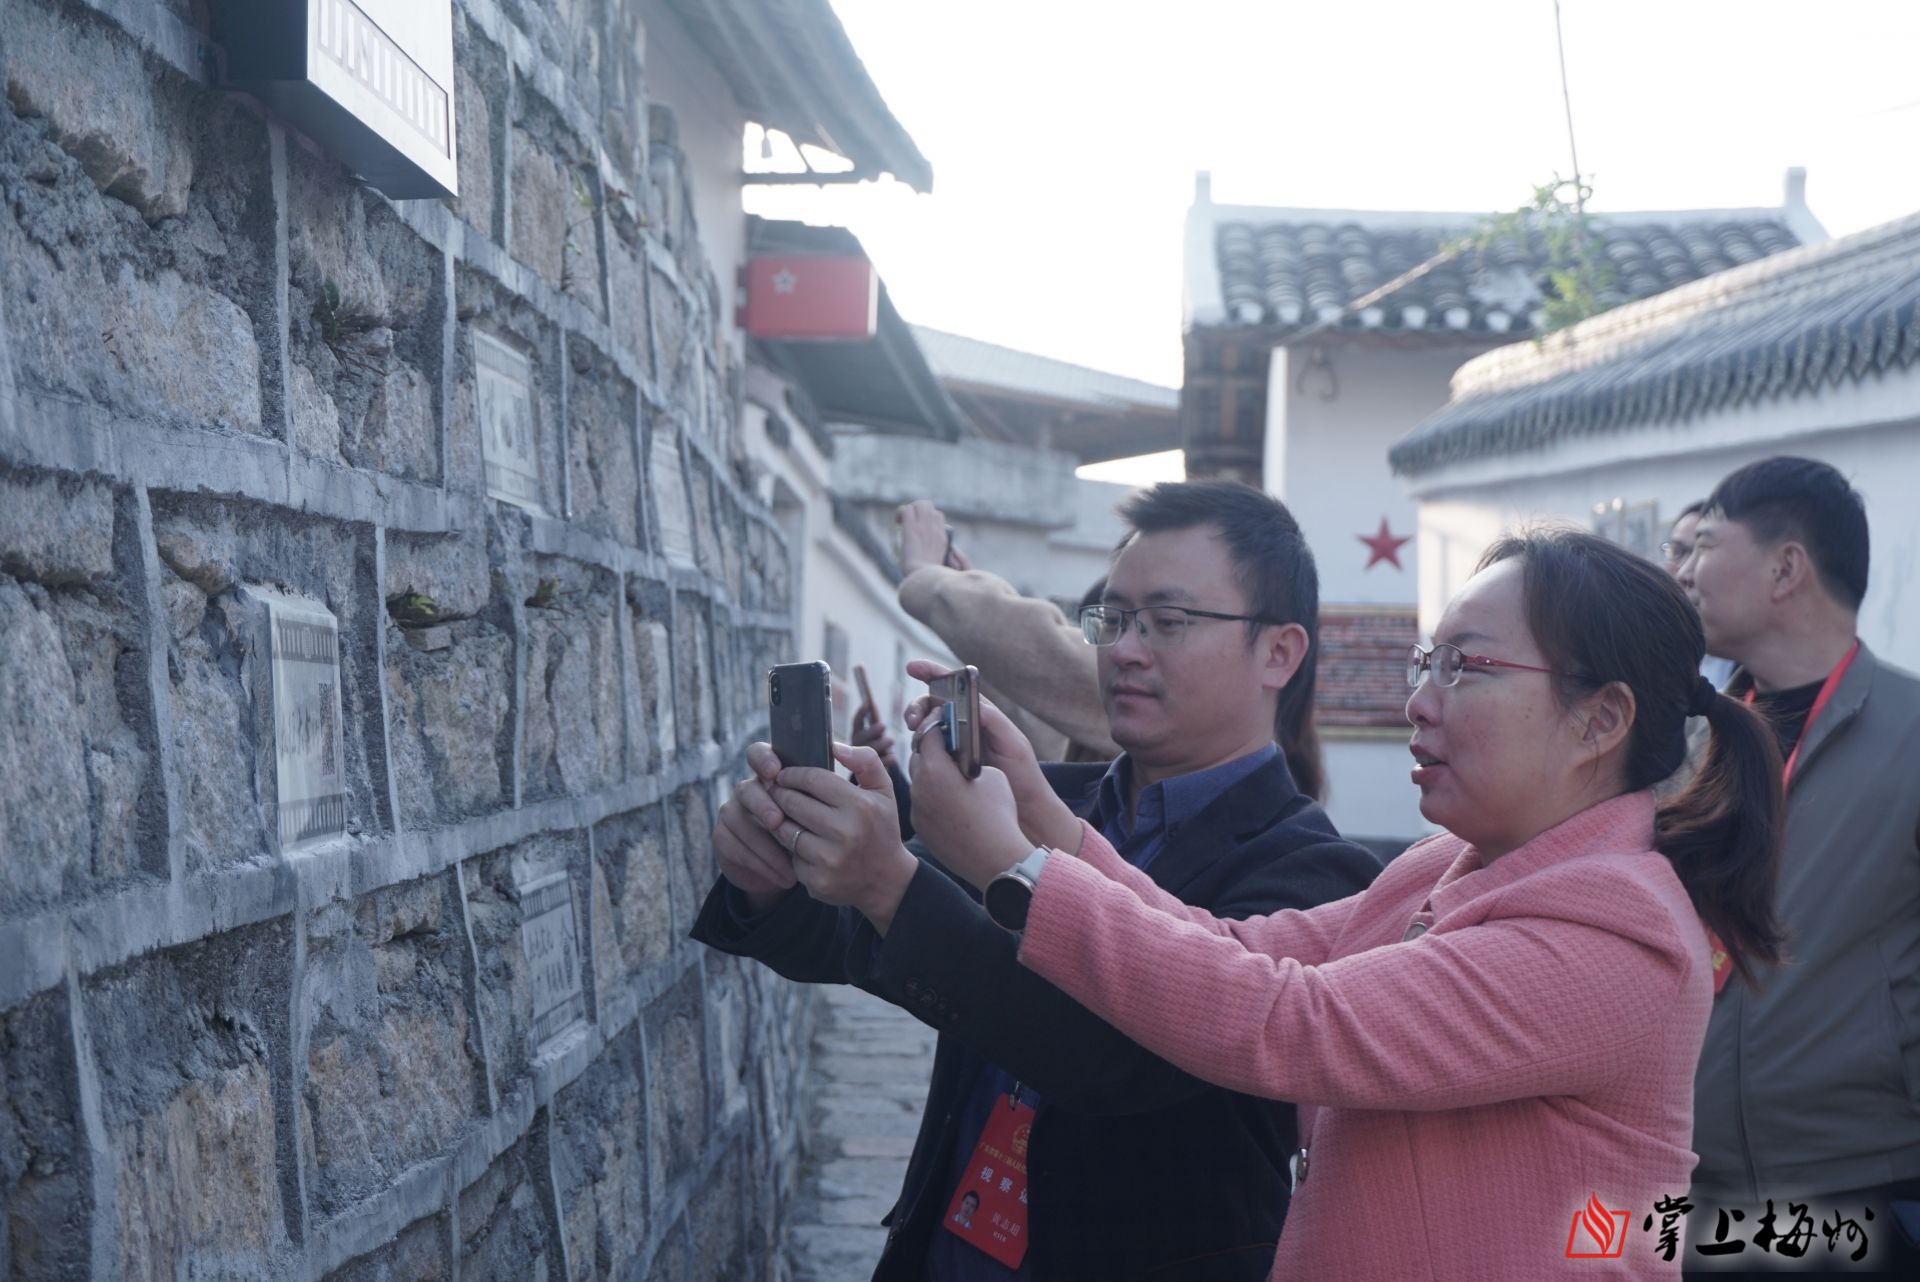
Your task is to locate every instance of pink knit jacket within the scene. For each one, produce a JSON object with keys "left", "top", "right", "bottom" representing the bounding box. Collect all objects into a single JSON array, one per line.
[{"left": 1019, "top": 791, "right": 1710, "bottom": 1280}]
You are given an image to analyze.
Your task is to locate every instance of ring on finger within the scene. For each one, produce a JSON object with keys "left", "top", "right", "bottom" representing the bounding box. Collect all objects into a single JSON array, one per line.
[{"left": 783, "top": 823, "right": 805, "bottom": 853}]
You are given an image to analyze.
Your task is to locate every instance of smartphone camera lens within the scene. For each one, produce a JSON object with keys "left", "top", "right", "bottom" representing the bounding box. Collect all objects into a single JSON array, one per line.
[{"left": 770, "top": 674, "right": 782, "bottom": 705}]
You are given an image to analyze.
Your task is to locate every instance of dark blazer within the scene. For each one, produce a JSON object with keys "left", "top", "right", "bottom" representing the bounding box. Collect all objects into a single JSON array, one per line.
[{"left": 692, "top": 756, "right": 1380, "bottom": 1282}]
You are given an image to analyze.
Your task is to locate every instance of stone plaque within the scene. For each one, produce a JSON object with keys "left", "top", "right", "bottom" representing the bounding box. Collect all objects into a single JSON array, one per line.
[
  {"left": 475, "top": 331, "right": 547, "bottom": 515},
  {"left": 261, "top": 590, "right": 348, "bottom": 850},
  {"left": 519, "top": 872, "right": 585, "bottom": 1048},
  {"left": 651, "top": 431, "right": 696, "bottom": 566},
  {"left": 221, "top": 1, "right": 458, "bottom": 200}
]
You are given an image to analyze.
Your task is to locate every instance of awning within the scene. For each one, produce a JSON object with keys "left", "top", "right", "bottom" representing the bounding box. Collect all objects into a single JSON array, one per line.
[
  {"left": 667, "top": 0, "right": 932, "bottom": 192},
  {"left": 748, "top": 218, "right": 965, "bottom": 440}
]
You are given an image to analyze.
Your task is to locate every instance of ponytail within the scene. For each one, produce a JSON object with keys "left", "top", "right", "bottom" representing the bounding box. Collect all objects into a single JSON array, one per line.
[
  {"left": 1277, "top": 635, "right": 1327, "bottom": 802},
  {"left": 1655, "top": 692, "right": 1786, "bottom": 985}
]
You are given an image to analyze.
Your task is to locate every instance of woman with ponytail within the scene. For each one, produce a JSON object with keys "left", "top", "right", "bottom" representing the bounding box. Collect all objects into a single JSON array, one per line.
[{"left": 905, "top": 527, "right": 1785, "bottom": 1280}]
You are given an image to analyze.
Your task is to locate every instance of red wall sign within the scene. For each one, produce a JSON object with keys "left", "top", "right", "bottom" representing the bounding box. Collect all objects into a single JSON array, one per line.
[{"left": 742, "top": 255, "right": 879, "bottom": 341}]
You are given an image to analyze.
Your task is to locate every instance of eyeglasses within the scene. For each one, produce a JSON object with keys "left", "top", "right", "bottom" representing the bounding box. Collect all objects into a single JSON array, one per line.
[
  {"left": 1659, "top": 540, "right": 1691, "bottom": 566},
  {"left": 1078, "top": 604, "right": 1281, "bottom": 650},
  {"left": 1407, "top": 642, "right": 1580, "bottom": 689}
]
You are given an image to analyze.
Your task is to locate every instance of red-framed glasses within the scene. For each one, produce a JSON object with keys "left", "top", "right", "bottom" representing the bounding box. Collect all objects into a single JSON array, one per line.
[{"left": 1407, "top": 642, "right": 1577, "bottom": 689}]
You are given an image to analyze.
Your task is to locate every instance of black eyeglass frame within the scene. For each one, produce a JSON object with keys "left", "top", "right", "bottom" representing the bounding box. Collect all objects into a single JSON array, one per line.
[{"left": 1077, "top": 604, "right": 1288, "bottom": 647}]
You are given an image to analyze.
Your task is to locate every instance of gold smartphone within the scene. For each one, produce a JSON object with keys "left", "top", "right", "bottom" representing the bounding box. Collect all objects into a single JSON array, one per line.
[
  {"left": 923, "top": 665, "right": 981, "bottom": 779},
  {"left": 853, "top": 663, "right": 880, "bottom": 730}
]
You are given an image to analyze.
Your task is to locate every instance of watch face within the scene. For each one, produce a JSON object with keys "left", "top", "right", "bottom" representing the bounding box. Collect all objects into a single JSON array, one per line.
[{"left": 985, "top": 875, "right": 1032, "bottom": 932}]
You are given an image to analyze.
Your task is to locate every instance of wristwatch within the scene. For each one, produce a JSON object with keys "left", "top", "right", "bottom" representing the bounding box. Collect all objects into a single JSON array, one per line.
[{"left": 984, "top": 847, "right": 1050, "bottom": 932}]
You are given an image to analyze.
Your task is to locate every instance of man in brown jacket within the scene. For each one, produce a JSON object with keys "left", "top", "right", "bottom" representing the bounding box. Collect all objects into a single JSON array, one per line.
[{"left": 892, "top": 499, "right": 1118, "bottom": 762}]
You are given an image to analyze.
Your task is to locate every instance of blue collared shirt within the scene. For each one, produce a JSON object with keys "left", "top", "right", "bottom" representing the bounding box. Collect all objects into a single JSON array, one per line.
[{"left": 925, "top": 743, "right": 1279, "bottom": 1281}]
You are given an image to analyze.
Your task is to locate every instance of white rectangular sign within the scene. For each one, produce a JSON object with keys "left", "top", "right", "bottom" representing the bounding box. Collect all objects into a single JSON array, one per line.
[
  {"left": 651, "top": 431, "right": 696, "bottom": 566},
  {"left": 264, "top": 591, "right": 348, "bottom": 851},
  {"left": 519, "top": 872, "right": 586, "bottom": 1048},
  {"left": 476, "top": 331, "right": 547, "bottom": 515}
]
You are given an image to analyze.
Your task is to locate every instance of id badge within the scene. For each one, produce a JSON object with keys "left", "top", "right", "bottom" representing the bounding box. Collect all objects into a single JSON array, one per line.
[{"left": 941, "top": 1093, "right": 1035, "bottom": 1268}]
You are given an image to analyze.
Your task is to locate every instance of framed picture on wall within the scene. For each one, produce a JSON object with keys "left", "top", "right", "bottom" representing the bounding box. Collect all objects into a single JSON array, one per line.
[{"left": 1620, "top": 500, "right": 1660, "bottom": 562}]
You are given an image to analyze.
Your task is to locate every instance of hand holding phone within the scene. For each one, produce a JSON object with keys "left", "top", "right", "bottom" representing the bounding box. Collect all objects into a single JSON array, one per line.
[
  {"left": 850, "top": 664, "right": 898, "bottom": 765},
  {"left": 848, "top": 667, "right": 898, "bottom": 767},
  {"left": 922, "top": 665, "right": 982, "bottom": 779}
]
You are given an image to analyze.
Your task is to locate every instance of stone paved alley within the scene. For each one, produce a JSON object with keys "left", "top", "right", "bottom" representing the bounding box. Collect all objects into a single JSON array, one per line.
[{"left": 786, "top": 985, "right": 938, "bottom": 1281}]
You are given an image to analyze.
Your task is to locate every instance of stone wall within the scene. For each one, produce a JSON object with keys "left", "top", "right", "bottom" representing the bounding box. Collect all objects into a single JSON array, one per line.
[{"left": 0, "top": 2, "right": 808, "bottom": 1278}]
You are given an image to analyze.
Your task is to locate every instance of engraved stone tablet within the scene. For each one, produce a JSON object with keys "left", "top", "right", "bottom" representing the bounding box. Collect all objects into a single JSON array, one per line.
[
  {"left": 475, "top": 331, "right": 546, "bottom": 515},
  {"left": 651, "top": 431, "right": 696, "bottom": 567},
  {"left": 519, "top": 871, "right": 586, "bottom": 1048},
  {"left": 261, "top": 590, "right": 348, "bottom": 851}
]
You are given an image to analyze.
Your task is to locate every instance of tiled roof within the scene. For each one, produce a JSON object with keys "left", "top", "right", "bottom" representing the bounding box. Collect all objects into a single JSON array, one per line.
[
  {"left": 1316, "top": 608, "right": 1417, "bottom": 730},
  {"left": 1390, "top": 210, "right": 1920, "bottom": 478},
  {"left": 668, "top": 0, "right": 932, "bottom": 192},
  {"left": 1198, "top": 204, "right": 1806, "bottom": 338}
]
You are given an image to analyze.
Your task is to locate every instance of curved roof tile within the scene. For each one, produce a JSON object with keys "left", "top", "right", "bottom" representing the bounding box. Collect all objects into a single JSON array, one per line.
[{"left": 1390, "top": 211, "right": 1920, "bottom": 477}]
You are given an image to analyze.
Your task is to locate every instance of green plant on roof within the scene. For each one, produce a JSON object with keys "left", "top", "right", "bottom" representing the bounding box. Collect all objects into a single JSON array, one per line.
[{"left": 1452, "top": 176, "right": 1620, "bottom": 337}]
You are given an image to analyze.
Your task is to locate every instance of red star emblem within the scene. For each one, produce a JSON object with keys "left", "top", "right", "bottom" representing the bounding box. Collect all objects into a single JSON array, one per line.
[{"left": 1359, "top": 516, "right": 1411, "bottom": 571}]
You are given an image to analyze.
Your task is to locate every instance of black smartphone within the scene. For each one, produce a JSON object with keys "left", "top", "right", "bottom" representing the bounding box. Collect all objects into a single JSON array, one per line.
[
  {"left": 924, "top": 665, "right": 982, "bottom": 779},
  {"left": 768, "top": 661, "right": 834, "bottom": 770}
]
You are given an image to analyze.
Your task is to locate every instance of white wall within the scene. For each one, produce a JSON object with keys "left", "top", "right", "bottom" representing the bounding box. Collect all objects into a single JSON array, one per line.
[
  {"left": 638, "top": 0, "right": 749, "bottom": 306},
  {"left": 831, "top": 431, "right": 1132, "bottom": 605},
  {"left": 951, "top": 515, "right": 1117, "bottom": 607},
  {"left": 1267, "top": 344, "right": 1476, "bottom": 606},
  {"left": 1264, "top": 342, "right": 1479, "bottom": 841},
  {"left": 1407, "top": 393, "right": 1920, "bottom": 671},
  {"left": 1322, "top": 738, "right": 1432, "bottom": 843}
]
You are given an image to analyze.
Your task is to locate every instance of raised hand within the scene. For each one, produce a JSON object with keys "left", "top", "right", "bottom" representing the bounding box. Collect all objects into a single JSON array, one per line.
[
  {"left": 903, "top": 660, "right": 1080, "bottom": 853},
  {"left": 906, "top": 723, "right": 1030, "bottom": 892},
  {"left": 713, "top": 741, "right": 799, "bottom": 913},
  {"left": 851, "top": 703, "right": 898, "bottom": 768},
  {"left": 767, "top": 743, "right": 919, "bottom": 934},
  {"left": 894, "top": 499, "right": 954, "bottom": 576}
]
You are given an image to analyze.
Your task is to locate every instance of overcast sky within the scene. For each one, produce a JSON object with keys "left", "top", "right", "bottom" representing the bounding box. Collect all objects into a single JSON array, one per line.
[{"left": 746, "top": 0, "right": 1920, "bottom": 467}]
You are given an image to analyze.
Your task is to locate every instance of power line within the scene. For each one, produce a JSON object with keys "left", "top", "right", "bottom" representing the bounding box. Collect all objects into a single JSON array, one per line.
[{"left": 1552, "top": 0, "right": 1586, "bottom": 215}]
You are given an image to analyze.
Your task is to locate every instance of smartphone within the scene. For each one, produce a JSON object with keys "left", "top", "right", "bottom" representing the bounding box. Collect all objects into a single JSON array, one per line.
[
  {"left": 923, "top": 665, "right": 982, "bottom": 779},
  {"left": 768, "top": 661, "right": 834, "bottom": 770},
  {"left": 853, "top": 663, "right": 880, "bottom": 728}
]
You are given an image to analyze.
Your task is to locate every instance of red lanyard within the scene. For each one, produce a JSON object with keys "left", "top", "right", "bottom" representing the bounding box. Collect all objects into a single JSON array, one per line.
[
  {"left": 1744, "top": 639, "right": 1859, "bottom": 789},
  {"left": 1710, "top": 640, "right": 1859, "bottom": 995}
]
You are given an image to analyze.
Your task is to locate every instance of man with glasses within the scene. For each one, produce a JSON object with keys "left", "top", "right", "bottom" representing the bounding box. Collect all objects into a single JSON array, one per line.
[
  {"left": 1661, "top": 500, "right": 1736, "bottom": 689},
  {"left": 693, "top": 480, "right": 1380, "bottom": 1282}
]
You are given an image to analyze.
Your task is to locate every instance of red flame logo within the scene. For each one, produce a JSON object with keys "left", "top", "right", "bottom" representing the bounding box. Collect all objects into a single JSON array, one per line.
[{"left": 1565, "top": 1192, "right": 1628, "bottom": 1258}]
